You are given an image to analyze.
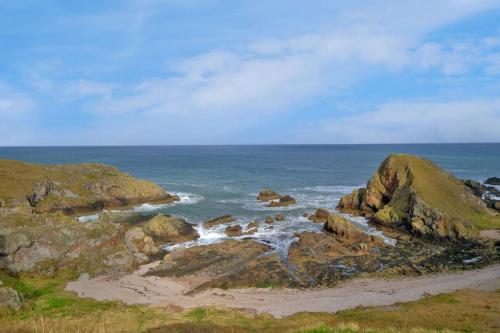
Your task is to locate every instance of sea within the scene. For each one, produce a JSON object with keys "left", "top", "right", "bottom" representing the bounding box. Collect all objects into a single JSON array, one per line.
[{"left": 1, "top": 144, "right": 499, "bottom": 255}]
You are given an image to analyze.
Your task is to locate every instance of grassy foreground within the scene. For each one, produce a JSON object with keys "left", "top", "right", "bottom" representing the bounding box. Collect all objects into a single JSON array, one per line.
[{"left": 0, "top": 271, "right": 499, "bottom": 333}]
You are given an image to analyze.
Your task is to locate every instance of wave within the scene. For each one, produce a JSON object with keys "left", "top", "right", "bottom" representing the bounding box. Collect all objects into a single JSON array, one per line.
[{"left": 133, "top": 191, "right": 204, "bottom": 213}]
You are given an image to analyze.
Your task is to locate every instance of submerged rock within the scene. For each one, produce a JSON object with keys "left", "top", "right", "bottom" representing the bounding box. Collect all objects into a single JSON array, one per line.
[
  {"left": 204, "top": 215, "right": 236, "bottom": 228},
  {"left": 337, "top": 154, "right": 500, "bottom": 240},
  {"left": 265, "top": 216, "right": 274, "bottom": 224},
  {"left": 275, "top": 213, "right": 285, "bottom": 221}
]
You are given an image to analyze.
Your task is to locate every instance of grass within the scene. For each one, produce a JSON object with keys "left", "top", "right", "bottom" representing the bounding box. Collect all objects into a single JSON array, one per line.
[
  {"left": 1, "top": 269, "right": 499, "bottom": 333},
  {"left": 373, "top": 154, "right": 500, "bottom": 231}
]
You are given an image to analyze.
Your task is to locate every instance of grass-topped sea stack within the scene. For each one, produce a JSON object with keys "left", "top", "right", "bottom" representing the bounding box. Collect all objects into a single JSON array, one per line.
[{"left": 337, "top": 154, "right": 500, "bottom": 240}]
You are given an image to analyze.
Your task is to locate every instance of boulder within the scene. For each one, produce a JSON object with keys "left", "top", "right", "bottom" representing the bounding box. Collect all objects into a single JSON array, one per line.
[
  {"left": 265, "top": 216, "right": 274, "bottom": 224},
  {"left": 275, "top": 213, "right": 285, "bottom": 221},
  {"left": 204, "top": 215, "right": 236, "bottom": 228},
  {"left": 248, "top": 221, "right": 259, "bottom": 229},
  {"left": 141, "top": 214, "right": 199, "bottom": 244},
  {"left": 124, "top": 227, "right": 162, "bottom": 261},
  {"left": 257, "top": 189, "right": 281, "bottom": 201},
  {"left": 485, "top": 177, "right": 500, "bottom": 185},
  {"left": 147, "top": 240, "right": 275, "bottom": 291},
  {"left": 323, "top": 214, "right": 365, "bottom": 240},
  {"left": 225, "top": 224, "right": 243, "bottom": 237},
  {"left": 0, "top": 159, "right": 179, "bottom": 214},
  {"left": 0, "top": 282, "right": 23, "bottom": 310},
  {"left": 337, "top": 154, "right": 499, "bottom": 240},
  {"left": 266, "top": 195, "right": 297, "bottom": 207},
  {"left": 308, "top": 208, "right": 330, "bottom": 223}
]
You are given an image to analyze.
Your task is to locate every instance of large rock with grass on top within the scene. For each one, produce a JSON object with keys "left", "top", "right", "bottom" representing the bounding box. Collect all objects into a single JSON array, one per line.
[
  {"left": 337, "top": 154, "right": 500, "bottom": 240},
  {"left": 141, "top": 214, "right": 199, "bottom": 243}
]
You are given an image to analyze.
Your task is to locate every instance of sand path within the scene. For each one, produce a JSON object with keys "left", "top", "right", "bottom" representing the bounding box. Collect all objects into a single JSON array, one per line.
[{"left": 66, "top": 262, "right": 500, "bottom": 318}]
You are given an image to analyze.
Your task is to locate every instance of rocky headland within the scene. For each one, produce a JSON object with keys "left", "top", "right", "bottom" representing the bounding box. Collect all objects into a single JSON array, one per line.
[{"left": 1, "top": 155, "right": 499, "bottom": 312}]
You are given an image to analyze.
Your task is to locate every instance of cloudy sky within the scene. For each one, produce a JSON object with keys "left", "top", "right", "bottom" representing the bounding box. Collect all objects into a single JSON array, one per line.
[{"left": 1, "top": 0, "right": 500, "bottom": 145}]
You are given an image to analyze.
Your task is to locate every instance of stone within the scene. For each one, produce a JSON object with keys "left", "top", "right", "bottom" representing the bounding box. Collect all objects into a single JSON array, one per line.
[
  {"left": 265, "top": 216, "right": 274, "bottom": 224},
  {"left": 308, "top": 208, "right": 330, "bottom": 223},
  {"left": 141, "top": 214, "right": 199, "bottom": 244},
  {"left": 257, "top": 189, "right": 281, "bottom": 201},
  {"left": 275, "top": 213, "right": 285, "bottom": 221},
  {"left": 204, "top": 215, "right": 236, "bottom": 228},
  {"left": 225, "top": 224, "right": 243, "bottom": 237},
  {"left": 0, "top": 283, "right": 23, "bottom": 310},
  {"left": 266, "top": 195, "right": 297, "bottom": 207},
  {"left": 323, "top": 214, "right": 366, "bottom": 240},
  {"left": 485, "top": 177, "right": 500, "bottom": 185}
]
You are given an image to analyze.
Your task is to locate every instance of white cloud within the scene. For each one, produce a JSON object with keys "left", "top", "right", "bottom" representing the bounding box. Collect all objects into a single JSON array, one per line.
[{"left": 298, "top": 99, "right": 500, "bottom": 143}]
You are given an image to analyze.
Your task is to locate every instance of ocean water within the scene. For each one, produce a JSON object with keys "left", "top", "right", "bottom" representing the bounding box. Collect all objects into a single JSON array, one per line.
[{"left": 1, "top": 144, "right": 499, "bottom": 254}]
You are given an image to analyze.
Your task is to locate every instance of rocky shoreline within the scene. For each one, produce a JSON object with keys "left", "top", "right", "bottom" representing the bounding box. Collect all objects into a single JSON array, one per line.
[{"left": 1, "top": 154, "right": 500, "bottom": 311}]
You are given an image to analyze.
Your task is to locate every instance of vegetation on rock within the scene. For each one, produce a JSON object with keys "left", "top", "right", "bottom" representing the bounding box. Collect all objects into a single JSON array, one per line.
[{"left": 337, "top": 154, "right": 500, "bottom": 239}]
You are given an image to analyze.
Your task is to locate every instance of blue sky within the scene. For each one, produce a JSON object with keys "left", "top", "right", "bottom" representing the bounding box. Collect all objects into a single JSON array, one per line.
[{"left": 1, "top": 0, "right": 500, "bottom": 145}]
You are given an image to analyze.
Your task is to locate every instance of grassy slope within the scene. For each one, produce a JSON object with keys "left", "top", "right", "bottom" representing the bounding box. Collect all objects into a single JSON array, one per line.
[
  {"left": 1, "top": 271, "right": 498, "bottom": 333},
  {"left": 378, "top": 154, "right": 500, "bottom": 230},
  {"left": 0, "top": 159, "right": 167, "bottom": 212}
]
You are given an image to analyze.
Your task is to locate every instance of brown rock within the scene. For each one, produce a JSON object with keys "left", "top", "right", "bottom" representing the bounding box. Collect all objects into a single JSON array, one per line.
[
  {"left": 266, "top": 195, "right": 297, "bottom": 207},
  {"left": 225, "top": 224, "right": 243, "bottom": 237},
  {"left": 308, "top": 208, "right": 330, "bottom": 223},
  {"left": 265, "top": 216, "right": 274, "bottom": 224},
  {"left": 275, "top": 213, "right": 285, "bottom": 221},
  {"left": 141, "top": 214, "right": 199, "bottom": 244},
  {"left": 257, "top": 189, "right": 281, "bottom": 201},
  {"left": 204, "top": 215, "right": 236, "bottom": 228},
  {"left": 323, "top": 214, "right": 365, "bottom": 240}
]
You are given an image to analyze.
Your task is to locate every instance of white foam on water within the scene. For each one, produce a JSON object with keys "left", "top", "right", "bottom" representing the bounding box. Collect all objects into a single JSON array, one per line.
[
  {"left": 133, "top": 192, "right": 204, "bottom": 213},
  {"left": 78, "top": 214, "right": 99, "bottom": 223}
]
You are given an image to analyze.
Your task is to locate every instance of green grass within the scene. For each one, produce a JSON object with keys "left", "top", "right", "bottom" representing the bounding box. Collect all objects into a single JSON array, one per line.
[{"left": 1, "top": 268, "right": 499, "bottom": 333}]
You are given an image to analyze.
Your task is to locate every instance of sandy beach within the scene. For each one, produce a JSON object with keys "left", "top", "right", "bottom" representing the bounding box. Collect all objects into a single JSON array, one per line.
[{"left": 66, "top": 262, "right": 500, "bottom": 318}]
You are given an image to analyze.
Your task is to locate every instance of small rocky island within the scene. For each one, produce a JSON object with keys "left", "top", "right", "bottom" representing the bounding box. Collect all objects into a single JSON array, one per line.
[{"left": 1, "top": 155, "right": 499, "bottom": 311}]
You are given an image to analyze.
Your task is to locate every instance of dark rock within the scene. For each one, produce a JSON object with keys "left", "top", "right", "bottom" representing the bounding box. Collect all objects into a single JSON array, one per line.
[
  {"left": 485, "top": 177, "right": 500, "bottom": 185},
  {"left": 275, "top": 213, "right": 285, "bottom": 221}
]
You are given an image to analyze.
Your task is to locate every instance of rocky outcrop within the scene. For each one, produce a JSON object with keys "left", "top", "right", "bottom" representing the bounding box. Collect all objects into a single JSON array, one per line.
[
  {"left": 0, "top": 281, "right": 23, "bottom": 310},
  {"left": 485, "top": 177, "right": 500, "bottom": 185},
  {"left": 323, "top": 214, "right": 367, "bottom": 240},
  {"left": 266, "top": 195, "right": 297, "bottom": 207},
  {"left": 225, "top": 225, "right": 243, "bottom": 237},
  {"left": 141, "top": 215, "right": 199, "bottom": 244},
  {"left": 463, "top": 180, "right": 500, "bottom": 212},
  {"left": 204, "top": 215, "right": 236, "bottom": 228},
  {"left": 0, "top": 159, "right": 179, "bottom": 214},
  {"left": 257, "top": 189, "right": 297, "bottom": 207},
  {"left": 337, "top": 154, "right": 500, "bottom": 240},
  {"left": 0, "top": 210, "right": 195, "bottom": 277},
  {"left": 148, "top": 240, "right": 284, "bottom": 291},
  {"left": 257, "top": 189, "right": 281, "bottom": 201},
  {"left": 308, "top": 208, "right": 330, "bottom": 223}
]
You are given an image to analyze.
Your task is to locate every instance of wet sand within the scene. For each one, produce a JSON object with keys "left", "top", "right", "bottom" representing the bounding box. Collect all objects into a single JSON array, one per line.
[{"left": 66, "top": 262, "right": 500, "bottom": 318}]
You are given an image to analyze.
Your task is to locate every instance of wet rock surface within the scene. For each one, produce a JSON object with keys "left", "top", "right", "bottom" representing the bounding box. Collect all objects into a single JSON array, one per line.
[
  {"left": 204, "top": 215, "right": 236, "bottom": 228},
  {"left": 225, "top": 225, "right": 243, "bottom": 237},
  {"left": 257, "top": 189, "right": 281, "bottom": 201},
  {"left": 485, "top": 177, "right": 500, "bottom": 185},
  {"left": 266, "top": 195, "right": 297, "bottom": 207}
]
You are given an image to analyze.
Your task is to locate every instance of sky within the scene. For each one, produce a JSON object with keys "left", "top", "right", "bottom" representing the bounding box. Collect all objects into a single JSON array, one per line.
[{"left": 1, "top": 0, "right": 500, "bottom": 145}]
